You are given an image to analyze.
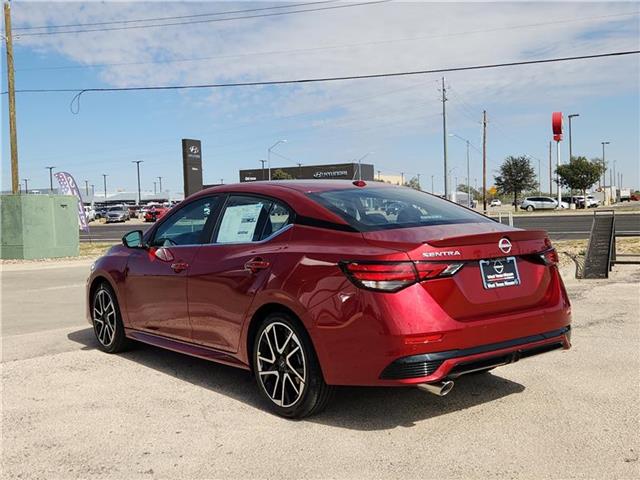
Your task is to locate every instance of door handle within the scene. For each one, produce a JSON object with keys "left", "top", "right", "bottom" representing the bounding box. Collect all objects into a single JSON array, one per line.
[
  {"left": 245, "top": 258, "right": 270, "bottom": 273},
  {"left": 171, "top": 261, "right": 189, "bottom": 273}
]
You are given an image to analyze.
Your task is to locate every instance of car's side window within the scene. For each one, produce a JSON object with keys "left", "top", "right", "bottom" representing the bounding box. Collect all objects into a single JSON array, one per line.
[
  {"left": 152, "top": 197, "right": 217, "bottom": 247},
  {"left": 214, "top": 195, "right": 291, "bottom": 244}
]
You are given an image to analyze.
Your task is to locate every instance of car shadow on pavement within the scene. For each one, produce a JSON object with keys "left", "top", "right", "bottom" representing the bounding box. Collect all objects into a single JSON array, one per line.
[{"left": 68, "top": 327, "right": 525, "bottom": 431}]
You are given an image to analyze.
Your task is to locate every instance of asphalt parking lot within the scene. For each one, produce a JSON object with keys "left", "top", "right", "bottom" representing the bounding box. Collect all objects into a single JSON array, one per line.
[{"left": 2, "top": 261, "right": 639, "bottom": 479}]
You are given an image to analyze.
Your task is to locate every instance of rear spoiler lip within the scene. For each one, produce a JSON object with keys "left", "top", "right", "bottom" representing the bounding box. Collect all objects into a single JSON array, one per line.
[{"left": 426, "top": 229, "right": 549, "bottom": 247}]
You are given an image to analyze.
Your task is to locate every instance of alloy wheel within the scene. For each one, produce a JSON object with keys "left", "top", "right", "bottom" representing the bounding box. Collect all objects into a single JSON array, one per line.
[
  {"left": 93, "top": 288, "right": 117, "bottom": 347},
  {"left": 256, "top": 322, "right": 307, "bottom": 408}
]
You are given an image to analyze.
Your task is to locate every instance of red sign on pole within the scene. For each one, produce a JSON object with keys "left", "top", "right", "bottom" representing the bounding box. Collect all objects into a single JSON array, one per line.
[{"left": 552, "top": 112, "right": 563, "bottom": 141}]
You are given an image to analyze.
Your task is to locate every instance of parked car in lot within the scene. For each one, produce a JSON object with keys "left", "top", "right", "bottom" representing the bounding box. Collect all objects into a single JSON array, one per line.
[
  {"left": 570, "top": 195, "right": 600, "bottom": 208},
  {"left": 104, "top": 206, "right": 130, "bottom": 223},
  {"left": 520, "top": 196, "right": 559, "bottom": 211},
  {"left": 87, "top": 181, "right": 571, "bottom": 418},
  {"left": 143, "top": 205, "right": 169, "bottom": 222},
  {"left": 489, "top": 199, "right": 502, "bottom": 207}
]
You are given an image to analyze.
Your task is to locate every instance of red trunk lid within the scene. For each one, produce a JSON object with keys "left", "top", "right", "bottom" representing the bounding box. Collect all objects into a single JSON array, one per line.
[{"left": 362, "top": 223, "right": 557, "bottom": 320}]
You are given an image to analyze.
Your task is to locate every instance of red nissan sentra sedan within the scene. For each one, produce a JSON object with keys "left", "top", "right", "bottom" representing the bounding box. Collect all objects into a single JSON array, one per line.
[{"left": 87, "top": 180, "right": 571, "bottom": 418}]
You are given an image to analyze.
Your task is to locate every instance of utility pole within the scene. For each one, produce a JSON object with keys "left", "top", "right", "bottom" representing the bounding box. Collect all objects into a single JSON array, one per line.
[
  {"left": 482, "top": 110, "right": 487, "bottom": 212},
  {"left": 153, "top": 182, "right": 157, "bottom": 195},
  {"left": 157, "top": 176, "right": 163, "bottom": 193},
  {"left": 23, "top": 178, "right": 29, "bottom": 194},
  {"left": 601, "top": 141, "right": 610, "bottom": 202},
  {"left": 84, "top": 180, "right": 89, "bottom": 197},
  {"left": 431, "top": 175, "right": 435, "bottom": 194},
  {"left": 538, "top": 158, "right": 541, "bottom": 195},
  {"left": 297, "top": 162, "right": 303, "bottom": 179},
  {"left": 45, "top": 166, "right": 56, "bottom": 193},
  {"left": 465, "top": 140, "right": 471, "bottom": 207},
  {"left": 613, "top": 159, "right": 617, "bottom": 188},
  {"left": 4, "top": 2, "right": 19, "bottom": 194},
  {"left": 102, "top": 174, "right": 108, "bottom": 203},
  {"left": 132, "top": 161, "right": 143, "bottom": 205},
  {"left": 91, "top": 184, "right": 95, "bottom": 196},
  {"left": 441, "top": 77, "right": 449, "bottom": 199},
  {"left": 400, "top": 172, "right": 405, "bottom": 186},
  {"left": 259, "top": 160, "right": 266, "bottom": 180}
]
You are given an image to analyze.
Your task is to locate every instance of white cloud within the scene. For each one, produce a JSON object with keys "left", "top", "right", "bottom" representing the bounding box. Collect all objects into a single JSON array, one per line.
[{"left": 7, "top": 1, "right": 640, "bottom": 186}]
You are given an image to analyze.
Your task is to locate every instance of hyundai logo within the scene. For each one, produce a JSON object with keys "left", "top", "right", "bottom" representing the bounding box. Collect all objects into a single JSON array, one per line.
[
  {"left": 498, "top": 237, "right": 512, "bottom": 254},
  {"left": 189, "top": 146, "right": 200, "bottom": 154}
]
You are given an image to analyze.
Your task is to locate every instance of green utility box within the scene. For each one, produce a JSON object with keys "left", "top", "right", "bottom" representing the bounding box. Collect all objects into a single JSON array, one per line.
[{"left": 0, "top": 194, "right": 80, "bottom": 259}]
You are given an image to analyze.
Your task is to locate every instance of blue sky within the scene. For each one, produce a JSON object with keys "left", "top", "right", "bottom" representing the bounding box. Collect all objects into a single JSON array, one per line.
[{"left": 2, "top": 1, "right": 639, "bottom": 196}]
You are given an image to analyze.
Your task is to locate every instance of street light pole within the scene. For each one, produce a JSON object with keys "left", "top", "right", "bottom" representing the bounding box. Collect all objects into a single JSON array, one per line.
[
  {"left": 568, "top": 113, "right": 579, "bottom": 161},
  {"left": 157, "top": 176, "right": 163, "bottom": 194},
  {"left": 355, "top": 152, "right": 373, "bottom": 181},
  {"left": 431, "top": 175, "right": 435, "bottom": 194},
  {"left": 23, "top": 178, "right": 29, "bottom": 194},
  {"left": 449, "top": 133, "right": 472, "bottom": 207},
  {"left": 601, "top": 141, "right": 610, "bottom": 203},
  {"left": 84, "top": 180, "right": 89, "bottom": 197},
  {"left": 153, "top": 182, "right": 157, "bottom": 195},
  {"left": 132, "top": 161, "right": 143, "bottom": 205},
  {"left": 102, "top": 174, "right": 108, "bottom": 203},
  {"left": 45, "top": 166, "right": 56, "bottom": 193},
  {"left": 259, "top": 160, "right": 266, "bottom": 180},
  {"left": 267, "top": 140, "right": 287, "bottom": 181}
]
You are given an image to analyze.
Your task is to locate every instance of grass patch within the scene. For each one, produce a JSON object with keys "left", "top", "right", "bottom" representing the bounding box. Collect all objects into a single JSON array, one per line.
[{"left": 79, "top": 242, "right": 117, "bottom": 258}]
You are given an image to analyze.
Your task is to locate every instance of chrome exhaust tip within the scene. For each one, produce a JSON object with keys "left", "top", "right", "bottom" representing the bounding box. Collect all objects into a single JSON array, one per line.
[{"left": 417, "top": 380, "right": 455, "bottom": 396}]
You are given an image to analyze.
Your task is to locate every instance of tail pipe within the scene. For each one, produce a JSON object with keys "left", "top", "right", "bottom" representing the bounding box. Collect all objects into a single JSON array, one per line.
[{"left": 417, "top": 380, "right": 454, "bottom": 396}]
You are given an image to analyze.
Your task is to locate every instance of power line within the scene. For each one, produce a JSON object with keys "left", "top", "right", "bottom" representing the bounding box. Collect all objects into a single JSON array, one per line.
[
  {"left": 16, "top": 1, "right": 391, "bottom": 36},
  {"left": 12, "top": 11, "right": 639, "bottom": 72},
  {"left": 2, "top": 50, "right": 637, "bottom": 115},
  {"left": 13, "top": 0, "right": 338, "bottom": 30}
]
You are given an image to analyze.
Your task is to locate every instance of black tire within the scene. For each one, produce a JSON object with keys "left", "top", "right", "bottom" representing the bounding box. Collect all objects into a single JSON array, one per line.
[
  {"left": 526, "top": 205, "right": 534, "bottom": 212},
  {"left": 252, "top": 312, "right": 334, "bottom": 419},
  {"left": 91, "top": 282, "right": 129, "bottom": 354}
]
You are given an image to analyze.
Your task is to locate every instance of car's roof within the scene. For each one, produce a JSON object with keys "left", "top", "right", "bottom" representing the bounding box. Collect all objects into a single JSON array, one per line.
[{"left": 192, "top": 180, "right": 395, "bottom": 226}]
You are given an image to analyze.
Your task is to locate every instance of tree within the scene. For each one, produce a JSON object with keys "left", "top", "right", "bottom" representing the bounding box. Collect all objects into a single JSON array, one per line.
[
  {"left": 457, "top": 183, "right": 480, "bottom": 200},
  {"left": 494, "top": 156, "right": 537, "bottom": 210},
  {"left": 271, "top": 169, "right": 293, "bottom": 180},
  {"left": 556, "top": 156, "right": 604, "bottom": 207},
  {"left": 404, "top": 176, "right": 421, "bottom": 190}
]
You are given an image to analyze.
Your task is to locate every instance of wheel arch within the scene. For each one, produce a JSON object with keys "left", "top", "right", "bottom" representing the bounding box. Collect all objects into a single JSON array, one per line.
[{"left": 245, "top": 302, "right": 311, "bottom": 375}]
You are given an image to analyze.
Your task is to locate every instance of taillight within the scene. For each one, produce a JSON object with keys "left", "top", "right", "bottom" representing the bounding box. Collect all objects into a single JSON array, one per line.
[
  {"left": 539, "top": 248, "right": 559, "bottom": 266},
  {"left": 340, "top": 261, "right": 463, "bottom": 292}
]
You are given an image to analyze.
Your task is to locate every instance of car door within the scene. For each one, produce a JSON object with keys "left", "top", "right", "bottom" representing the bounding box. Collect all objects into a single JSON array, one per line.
[
  {"left": 187, "top": 195, "right": 293, "bottom": 352},
  {"left": 124, "top": 196, "right": 220, "bottom": 341}
]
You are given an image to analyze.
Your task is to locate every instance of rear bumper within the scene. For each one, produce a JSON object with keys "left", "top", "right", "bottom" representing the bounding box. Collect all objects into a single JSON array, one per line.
[{"left": 380, "top": 326, "right": 571, "bottom": 383}]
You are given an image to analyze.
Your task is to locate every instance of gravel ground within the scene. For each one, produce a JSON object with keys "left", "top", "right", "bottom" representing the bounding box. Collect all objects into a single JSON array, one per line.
[{"left": 2, "top": 264, "right": 639, "bottom": 479}]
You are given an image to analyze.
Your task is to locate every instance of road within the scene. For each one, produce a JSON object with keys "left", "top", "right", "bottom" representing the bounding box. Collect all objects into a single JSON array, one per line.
[
  {"left": 2, "top": 261, "right": 639, "bottom": 479},
  {"left": 81, "top": 213, "right": 640, "bottom": 242}
]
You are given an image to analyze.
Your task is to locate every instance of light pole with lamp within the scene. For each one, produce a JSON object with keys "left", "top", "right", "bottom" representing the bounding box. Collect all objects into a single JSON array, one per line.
[
  {"left": 259, "top": 160, "right": 267, "bottom": 180},
  {"left": 449, "top": 133, "right": 472, "bottom": 207},
  {"left": 354, "top": 152, "right": 373, "bottom": 180},
  {"left": 567, "top": 113, "right": 579, "bottom": 161},
  {"left": 132, "top": 160, "right": 143, "bottom": 205},
  {"left": 601, "top": 141, "right": 610, "bottom": 203},
  {"left": 268, "top": 140, "right": 287, "bottom": 181}
]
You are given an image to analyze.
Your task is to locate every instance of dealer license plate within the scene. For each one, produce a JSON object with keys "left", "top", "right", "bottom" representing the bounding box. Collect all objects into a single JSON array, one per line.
[{"left": 479, "top": 257, "right": 521, "bottom": 289}]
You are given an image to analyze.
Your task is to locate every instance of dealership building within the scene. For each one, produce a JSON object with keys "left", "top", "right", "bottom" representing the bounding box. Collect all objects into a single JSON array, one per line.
[{"left": 239, "top": 162, "right": 375, "bottom": 182}]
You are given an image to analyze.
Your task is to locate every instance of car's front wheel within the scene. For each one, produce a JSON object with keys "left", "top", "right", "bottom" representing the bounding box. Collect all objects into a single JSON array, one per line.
[
  {"left": 91, "top": 283, "right": 128, "bottom": 353},
  {"left": 526, "top": 205, "right": 535, "bottom": 212},
  {"left": 252, "top": 312, "right": 334, "bottom": 419}
]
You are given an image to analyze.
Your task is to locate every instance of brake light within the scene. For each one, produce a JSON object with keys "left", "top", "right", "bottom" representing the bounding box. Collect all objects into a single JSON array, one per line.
[
  {"left": 341, "top": 261, "right": 463, "bottom": 292},
  {"left": 539, "top": 248, "right": 559, "bottom": 266}
]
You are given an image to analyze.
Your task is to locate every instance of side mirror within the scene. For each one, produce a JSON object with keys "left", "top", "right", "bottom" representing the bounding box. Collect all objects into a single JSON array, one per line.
[{"left": 122, "top": 230, "right": 145, "bottom": 249}]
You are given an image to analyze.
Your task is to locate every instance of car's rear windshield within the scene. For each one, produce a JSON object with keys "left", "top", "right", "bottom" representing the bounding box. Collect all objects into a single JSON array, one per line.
[{"left": 309, "top": 187, "right": 490, "bottom": 231}]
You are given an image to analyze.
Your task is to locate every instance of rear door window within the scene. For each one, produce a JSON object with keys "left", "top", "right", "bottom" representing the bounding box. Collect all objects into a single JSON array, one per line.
[{"left": 214, "top": 196, "right": 291, "bottom": 243}]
